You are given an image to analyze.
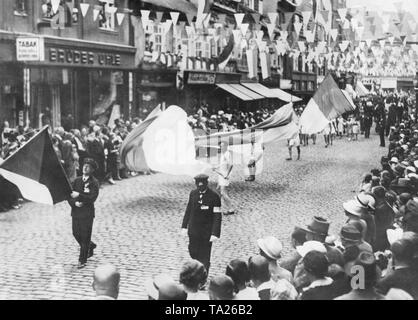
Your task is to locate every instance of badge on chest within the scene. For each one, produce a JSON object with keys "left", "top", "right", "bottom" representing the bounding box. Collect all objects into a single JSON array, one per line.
[{"left": 84, "top": 182, "right": 90, "bottom": 194}]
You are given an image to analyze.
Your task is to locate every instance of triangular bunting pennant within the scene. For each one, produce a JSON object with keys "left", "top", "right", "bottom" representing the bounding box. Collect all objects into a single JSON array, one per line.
[
  {"left": 79, "top": 3, "right": 90, "bottom": 17},
  {"left": 170, "top": 12, "right": 180, "bottom": 26},
  {"left": 268, "top": 12, "right": 278, "bottom": 25},
  {"left": 365, "top": 39, "right": 373, "bottom": 47},
  {"left": 337, "top": 9, "right": 347, "bottom": 21},
  {"left": 320, "top": 10, "right": 329, "bottom": 23},
  {"left": 339, "top": 41, "right": 350, "bottom": 52},
  {"left": 234, "top": 13, "right": 245, "bottom": 27},
  {"left": 330, "top": 29, "right": 338, "bottom": 41},
  {"left": 155, "top": 12, "right": 164, "bottom": 23},
  {"left": 302, "top": 11, "right": 311, "bottom": 25},
  {"left": 240, "top": 23, "right": 249, "bottom": 36},
  {"left": 251, "top": 13, "right": 260, "bottom": 25},
  {"left": 140, "top": 10, "right": 150, "bottom": 21},
  {"left": 186, "top": 13, "right": 195, "bottom": 25},
  {"left": 93, "top": 7, "right": 101, "bottom": 21},
  {"left": 116, "top": 13, "right": 125, "bottom": 25},
  {"left": 267, "top": 23, "right": 276, "bottom": 40},
  {"left": 280, "top": 31, "right": 288, "bottom": 41}
]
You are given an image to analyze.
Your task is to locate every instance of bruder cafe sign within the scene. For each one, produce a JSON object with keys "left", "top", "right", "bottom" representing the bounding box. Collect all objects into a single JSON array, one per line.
[{"left": 16, "top": 37, "right": 130, "bottom": 69}]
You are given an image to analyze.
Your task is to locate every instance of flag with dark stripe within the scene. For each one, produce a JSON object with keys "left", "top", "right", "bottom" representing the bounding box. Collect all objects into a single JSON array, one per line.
[{"left": 0, "top": 126, "right": 72, "bottom": 205}]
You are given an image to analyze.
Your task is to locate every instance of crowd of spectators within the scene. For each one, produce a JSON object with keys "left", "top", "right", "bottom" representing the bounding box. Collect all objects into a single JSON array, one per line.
[{"left": 133, "top": 91, "right": 418, "bottom": 301}]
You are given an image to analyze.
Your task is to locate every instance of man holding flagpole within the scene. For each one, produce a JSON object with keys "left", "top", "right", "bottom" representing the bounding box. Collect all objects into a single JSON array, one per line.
[{"left": 69, "top": 158, "right": 100, "bottom": 269}]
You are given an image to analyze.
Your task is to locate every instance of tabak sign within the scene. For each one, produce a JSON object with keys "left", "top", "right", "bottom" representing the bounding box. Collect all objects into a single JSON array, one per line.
[{"left": 16, "top": 38, "right": 45, "bottom": 61}]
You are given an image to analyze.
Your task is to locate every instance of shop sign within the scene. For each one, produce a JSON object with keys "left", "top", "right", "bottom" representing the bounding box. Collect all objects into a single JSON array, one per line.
[
  {"left": 381, "top": 78, "right": 397, "bottom": 89},
  {"left": 188, "top": 72, "right": 216, "bottom": 85},
  {"left": 16, "top": 37, "right": 45, "bottom": 61},
  {"left": 48, "top": 47, "right": 121, "bottom": 67}
]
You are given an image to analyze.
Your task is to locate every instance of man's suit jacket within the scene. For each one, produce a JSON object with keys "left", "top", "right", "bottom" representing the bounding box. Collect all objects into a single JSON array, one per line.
[
  {"left": 68, "top": 175, "right": 100, "bottom": 219},
  {"left": 182, "top": 188, "right": 221, "bottom": 241},
  {"left": 376, "top": 267, "right": 418, "bottom": 299}
]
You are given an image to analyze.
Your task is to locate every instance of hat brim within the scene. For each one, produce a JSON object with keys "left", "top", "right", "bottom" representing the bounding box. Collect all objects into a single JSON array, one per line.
[
  {"left": 257, "top": 239, "right": 281, "bottom": 260},
  {"left": 343, "top": 202, "right": 364, "bottom": 217}
]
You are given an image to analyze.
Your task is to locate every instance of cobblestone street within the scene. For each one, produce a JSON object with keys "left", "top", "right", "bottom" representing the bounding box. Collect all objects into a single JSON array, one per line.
[{"left": 0, "top": 133, "right": 386, "bottom": 300}]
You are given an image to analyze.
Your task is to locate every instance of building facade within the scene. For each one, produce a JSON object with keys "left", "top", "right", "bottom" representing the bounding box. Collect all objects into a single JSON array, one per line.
[{"left": 0, "top": 0, "right": 136, "bottom": 129}]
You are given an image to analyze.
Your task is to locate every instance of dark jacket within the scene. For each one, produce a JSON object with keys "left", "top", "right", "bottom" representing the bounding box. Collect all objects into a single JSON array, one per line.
[
  {"left": 68, "top": 175, "right": 100, "bottom": 219},
  {"left": 374, "top": 200, "right": 395, "bottom": 251},
  {"left": 300, "top": 283, "right": 340, "bottom": 300},
  {"left": 182, "top": 188, "right": 222, "bottom": 241},
  {"left": 376, "top": 267, "right": 418, "bottom": 299}
]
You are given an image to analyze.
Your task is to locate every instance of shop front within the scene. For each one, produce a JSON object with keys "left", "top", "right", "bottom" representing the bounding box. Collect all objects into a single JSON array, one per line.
[
  {"left": 0, "top": 33, "right": 24, "bottom": 127},
  {"left": 12, "top": 34, "right": 136, "bottom": 130},
  {"left": 183, "top": 70, "right": 265, "bottom": 115}
]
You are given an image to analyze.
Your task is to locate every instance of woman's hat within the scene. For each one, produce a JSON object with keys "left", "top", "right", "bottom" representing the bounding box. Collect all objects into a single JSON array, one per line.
[
  {"left": 296, "top": 241, "right": 327, "bottom": 258},
  {"left": 389, "top": 157, "right": 399, "bottom": 164},
  {"left": 343, "top": 200, "right": 367, "bottom": 218},
  {"left": 356, "top": 193, "right": 376, "bottom": 210},
  {"left": 257, "top": 236, "right": 283, "bottom": 260}
]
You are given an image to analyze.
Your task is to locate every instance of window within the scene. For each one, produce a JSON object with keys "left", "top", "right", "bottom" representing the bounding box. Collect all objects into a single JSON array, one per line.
[
  {"left": 293, "top": 81, "right": 300, "bottom": 91},
  {"left": 153, "top": 23, "right": 163, "bottom": 53},
  {"left": 98, "top": 0, "right": 117, "bottom": 31},
  {"left": 15, "top": 0, "right": 28, "bottom": 16},
  {"left": 308, "top": 81, "right": 314, "bottom": 91},
  {"left": 41, "top": 0, "right": 78, "bottom": 25},
  {"left": 301, "top": 81, "right": 307, "bottom": 91},
  {"left": 196, "top": 41, "right": 203, "bottom": 58}
]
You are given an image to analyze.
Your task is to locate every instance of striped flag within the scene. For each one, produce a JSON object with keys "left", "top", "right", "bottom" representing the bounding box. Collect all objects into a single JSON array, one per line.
[
  {"left": 299, "top": 74, "right": 356, "bottom": 134},
  {"left": 0, "top": 127, "right": 72, "bottom": 205},
  {"left": 120, "top": 105, "right": 211, "bottom": 177}
]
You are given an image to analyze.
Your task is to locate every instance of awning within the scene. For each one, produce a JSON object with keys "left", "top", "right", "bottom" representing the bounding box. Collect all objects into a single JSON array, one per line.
[
  {"left": 268, "top": 89, "right": 302, "bottom": 103},
  {"left": 241, "top": 83, "right": 277, "bottom": 98},
  {"left": 242, "top": 82, "right": 302, "bottom": 102},
  {"left": 228, "top": 84, "right": 265, "bottom": 100},
  {"left": 216, "top": 84, "right": 262, "bottom": 101}
]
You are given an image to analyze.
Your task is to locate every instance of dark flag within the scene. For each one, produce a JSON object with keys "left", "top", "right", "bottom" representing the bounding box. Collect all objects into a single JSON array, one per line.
[{"left": 0, "top": 126, "right": 72, "bottom": 205}]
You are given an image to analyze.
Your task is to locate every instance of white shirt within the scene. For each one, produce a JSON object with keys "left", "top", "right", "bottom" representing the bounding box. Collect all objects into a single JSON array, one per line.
[
  {"left": 187, "top": 291, "right": 209, "bottom": 300},
  {"left": 234, "top": 287, "right": 260, "bottom": 300},
  {"left": 302, "top": 277, "right": 333, "bottom": 292}
]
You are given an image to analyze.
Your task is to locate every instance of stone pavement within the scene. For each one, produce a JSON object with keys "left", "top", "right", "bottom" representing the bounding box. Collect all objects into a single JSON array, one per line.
[{"left": 0, "top": 132, "right": 386, "bottom": 300}]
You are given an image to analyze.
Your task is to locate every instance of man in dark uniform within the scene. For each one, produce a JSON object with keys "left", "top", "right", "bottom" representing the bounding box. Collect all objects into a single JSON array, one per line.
[
  {"left": 181, "top": 174, "right": 222, "bottom": 274},
  {"left": 69, "top": 158, "right": 100, "bottom": 269}
]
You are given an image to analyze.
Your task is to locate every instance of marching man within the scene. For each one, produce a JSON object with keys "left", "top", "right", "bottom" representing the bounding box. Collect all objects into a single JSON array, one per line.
[
  {"left": 181, "top": 174, "right": 222, "bottom": 275},
  {"left": 69, "top": 158, "right": 100, "bottom": 269}
]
